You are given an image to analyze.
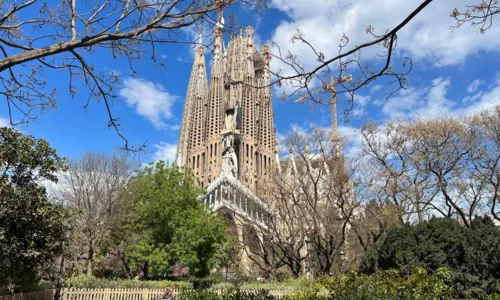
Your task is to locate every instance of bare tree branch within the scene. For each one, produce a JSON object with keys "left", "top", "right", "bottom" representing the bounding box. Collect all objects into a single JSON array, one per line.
[{"left": 0, "top": 0, "right": 258, "bottom": 151}]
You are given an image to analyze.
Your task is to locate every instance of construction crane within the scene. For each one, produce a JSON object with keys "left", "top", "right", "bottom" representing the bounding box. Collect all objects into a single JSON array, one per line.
[{"left": 293, "top": 75, "right": 352, "bottom": 154}]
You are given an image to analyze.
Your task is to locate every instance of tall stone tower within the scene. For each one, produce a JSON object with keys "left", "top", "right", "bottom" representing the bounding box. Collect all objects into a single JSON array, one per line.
[{"left": 176, "top": 25, "right": 277, "bottom": 196}]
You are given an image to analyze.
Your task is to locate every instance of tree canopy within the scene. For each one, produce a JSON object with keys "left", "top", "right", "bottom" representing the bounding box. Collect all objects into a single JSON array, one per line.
[
  {"left": 113, "top": 161, "right": 229, "bottom": 278},
  {"left": 361, "top": 217, "right": 500, "bottom": 298},
  {"left": 0, "top": 127, "right": 68, "bottom": 293}
]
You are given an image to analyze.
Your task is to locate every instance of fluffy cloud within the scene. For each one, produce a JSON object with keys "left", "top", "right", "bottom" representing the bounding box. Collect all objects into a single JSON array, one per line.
[
  {"left": 119, "top": 77, "right": 179, "bottom": 130},
  {"left": 382, "top": 77, "right": 500, "bottom": 120},
  {"left": 352, "top": 94, "right": 371, "bottom": 117},
  {"left": 467, "top": 79, "right": 484, "bottom": 93},
  {"left": 0, "top": 117, "right": 10, "bottom": 127},
  {"left": 461, "top": 82, "right": 500, "bottom": 116},
  {"left": 152, "top": 142, "right": 178, "bottom": 164},
  {"left": 338, "top": 125, "right": 362, "bottom": 158},
  {"left": 41, "top": 171, "right": 67, "bottom": 199},
  {"left": 269, "top": 0, "right": 500, "bottom": 74},
  {"left": 278, "top": 122, "right": 362, "bottom": 158}
]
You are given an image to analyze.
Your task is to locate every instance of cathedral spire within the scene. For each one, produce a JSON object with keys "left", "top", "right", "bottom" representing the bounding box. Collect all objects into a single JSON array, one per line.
[
  {"left": 204, "top": 2, "right": 226, "bottom": 181},
  {"left": 177, "top": 17, "right": 278, "bottom": 193},
  {"left": 176, "top": 44, "right": 208, "bottom": 167},
  {"left": 188, "top": 46, "right": 208, "bottom": 152}
]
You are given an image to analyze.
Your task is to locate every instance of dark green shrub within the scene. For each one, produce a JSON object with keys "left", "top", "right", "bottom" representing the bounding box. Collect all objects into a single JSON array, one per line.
[
  {"left": 361, "top": 216, "right": 500, "bottom": 298},
  {"left": 190, "top": 275, "right": 225, "bottom": 289},
  {"left": 325, "top": 267, "right": 453, "bottom": 300}
]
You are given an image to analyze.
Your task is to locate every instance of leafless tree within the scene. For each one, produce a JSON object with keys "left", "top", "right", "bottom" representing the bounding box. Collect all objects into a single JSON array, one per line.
[
  {"left": 0, "top": 0, "right": 259, "bottom": 151},
  {"left": 406, "top": 118, "right": 483, "bottom": 226},
  {"left": 469, "top": 107, "right": 500, "bottom": 222},
  {"left": 348, "top": 199, "right": 400, "bottom": 256},
  {"left": 359, "top": 120, "right": 439, "bottom": 224},
  {"left": 358, "top": 116, "right": 496, "bottom": 227},
  {"left": 451, "top": 0, "right": 500, "bottom": 33},
  {"left": 249, "top": 128, "right": 360, "bottom": 276},
  {"left": 58, "top": 150, "right": 136, "bottom": 275}
]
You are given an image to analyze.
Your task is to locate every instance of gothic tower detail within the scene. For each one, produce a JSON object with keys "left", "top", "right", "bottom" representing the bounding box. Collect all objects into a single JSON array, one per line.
[
  {"left": 176, "top": 46, "right": 208, "bottom": 168},
  {"left": 176, "top": 25, "right": 277, "bottom": 196}
]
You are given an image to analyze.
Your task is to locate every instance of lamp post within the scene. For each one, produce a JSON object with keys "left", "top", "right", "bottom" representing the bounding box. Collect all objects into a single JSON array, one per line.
[
  {"left": 339, "top": 250, "right": 346, "bottom": 274},
  {"left": 305, "top": 239, "right": 314, "bottom": 291},
  {"left": 54, "top": 226, "right": 72, "bottom": 300}
]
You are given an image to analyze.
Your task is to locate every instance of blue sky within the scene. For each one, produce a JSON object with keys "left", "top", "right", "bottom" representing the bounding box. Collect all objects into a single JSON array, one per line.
[{"left": 2, "top": 0, "right": 500, "bottom": 163}]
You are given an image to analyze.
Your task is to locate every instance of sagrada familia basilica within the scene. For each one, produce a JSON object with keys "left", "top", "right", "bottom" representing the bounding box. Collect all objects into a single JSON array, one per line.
[
  {"left": 175, "top": 8, "right": 355, "bottom": 275},
  {"left": 175, "top": 18, "right": 276, "bottom": 226}
]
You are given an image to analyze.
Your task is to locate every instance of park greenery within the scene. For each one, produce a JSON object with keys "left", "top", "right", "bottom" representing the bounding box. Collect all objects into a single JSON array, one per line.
[
  {"left": 361, "top": 217, "right": 500, "bottom": 298},
  {"left": 111, "top": 161, "right": 230, "bottom": 279},
  {"left": 2, "top": 0, "right": 500, "bottom": 298},
  {"left": 1, "top": 119, "right": 500, "bottom": 298},
  {"left": 0, "top": 127, "right": 68, "bottom": 294},
  {"left": 0, "top": 128, "right": 231, "bottom": 292}
]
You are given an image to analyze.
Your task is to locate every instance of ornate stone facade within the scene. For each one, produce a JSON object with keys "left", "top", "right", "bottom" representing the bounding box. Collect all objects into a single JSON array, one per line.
[
  {"left": 176, "top": 26, "right": 277, "bottom": 194},
  {"left": 175, "top": 25, "right": 277, "bottom": 275}
]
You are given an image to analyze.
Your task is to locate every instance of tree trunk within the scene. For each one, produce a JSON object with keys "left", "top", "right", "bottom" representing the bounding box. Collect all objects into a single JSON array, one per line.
[
  {"left": 143, "top": 261, "right": 150, "bottom": 280},
  {"left": 87, "top": 248, "right": 94, "bottom": 276},
  {"left": 290, "top": 259, "right": 301, "bottom": 277},
  {"left": 121, "top": 256, "right": 132, "bottom": 278}
]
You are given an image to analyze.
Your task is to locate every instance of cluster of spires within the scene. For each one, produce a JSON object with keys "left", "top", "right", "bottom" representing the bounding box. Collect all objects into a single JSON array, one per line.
[
  {"left": 175, "top": 4, "right": 277, "bottom": 193},
  {"left": 176, "top": 0, "right": 346, "bottom": 194}
]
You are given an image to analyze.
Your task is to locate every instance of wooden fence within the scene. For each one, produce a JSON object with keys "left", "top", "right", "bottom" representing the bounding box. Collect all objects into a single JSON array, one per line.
[
  {"left": 61, "top": 289, "right": 290, "bottom": 300},
  {"left": 0, "top": 290, "right": 54, "bottom": 300},
  {"left": 1, "top": 289, "right": 291, "bottom": 300},
  {"left": 2, "top": 289, "right": 291, "bottom": 300}
]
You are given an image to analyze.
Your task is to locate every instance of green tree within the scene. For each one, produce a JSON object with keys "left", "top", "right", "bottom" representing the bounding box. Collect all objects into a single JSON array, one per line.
[
  {"left": 0, "top": 127, "right": 67, "bottom": 293},
  {"left": 119, "top": 161, "right": 228, "bottom": 279},
  {"left": 361, "top": 217, "right": 500, "bottom": 298}
]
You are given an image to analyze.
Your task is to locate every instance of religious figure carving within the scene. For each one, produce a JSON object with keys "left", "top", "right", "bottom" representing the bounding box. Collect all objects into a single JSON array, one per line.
[
  {"left": 225, "top": 102, "right": 240, "bottom": 132},
  {"left": 223, "top": 134, "right": 234, "bottom": 149},
  {"left": 225, "top": 112, "right": 234, "bottom": 131},
  {"left": 222, "top": 147, "right": 238, "bottom": 177}
]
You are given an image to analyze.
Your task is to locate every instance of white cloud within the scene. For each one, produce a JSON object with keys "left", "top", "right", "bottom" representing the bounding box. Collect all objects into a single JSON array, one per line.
[
  {"left": 268, "top": 0, "right": 500, "bottom": 76},
  {"left": 0, "top": 117, "right": 10, "bottom": 127},
  {"left": 278, "top": 122, "right": 362, "bottom": 158},
  {"left": 41, "top": 171, "right": 68, "bottom": 199},
  {"left": 461, "top": 83, "right": 500, "bottom": 116},
  {"left": 152, "top": 142, "right": 178, "bottom": 164},
  {"left": 467, "top": 79, "right": 484, "bottom": 93},
  {"left": 381, "top": 86, "right": 422, "bottom": 118},
  {"left": 352, "top": 94, "right": 371, "bottom": 117},
  {"left": 119, "top": 77, "right": 179, "bottom": 130},
  {"left": 338, "top": 125, "right": 362, "bottom": 157},
  {"left": 370, "top": 85, "right": 383, "bottom": 93},
  {"left": 381, "top": 77, "right": 455, "bottom": 120},
  {"left": 381, "top": 77, "right": 500, "bottom": 120},
  {"left": 463, "top": 91, "right": 483, "bottom": 104},
  {"left": 413, "top": 77, "right": 455, "bottom": 119}
]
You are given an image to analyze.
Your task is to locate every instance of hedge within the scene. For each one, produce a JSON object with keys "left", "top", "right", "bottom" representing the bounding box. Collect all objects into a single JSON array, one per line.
[{"left": 63, "top": 276, "right": 192, "bottom": 289}]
